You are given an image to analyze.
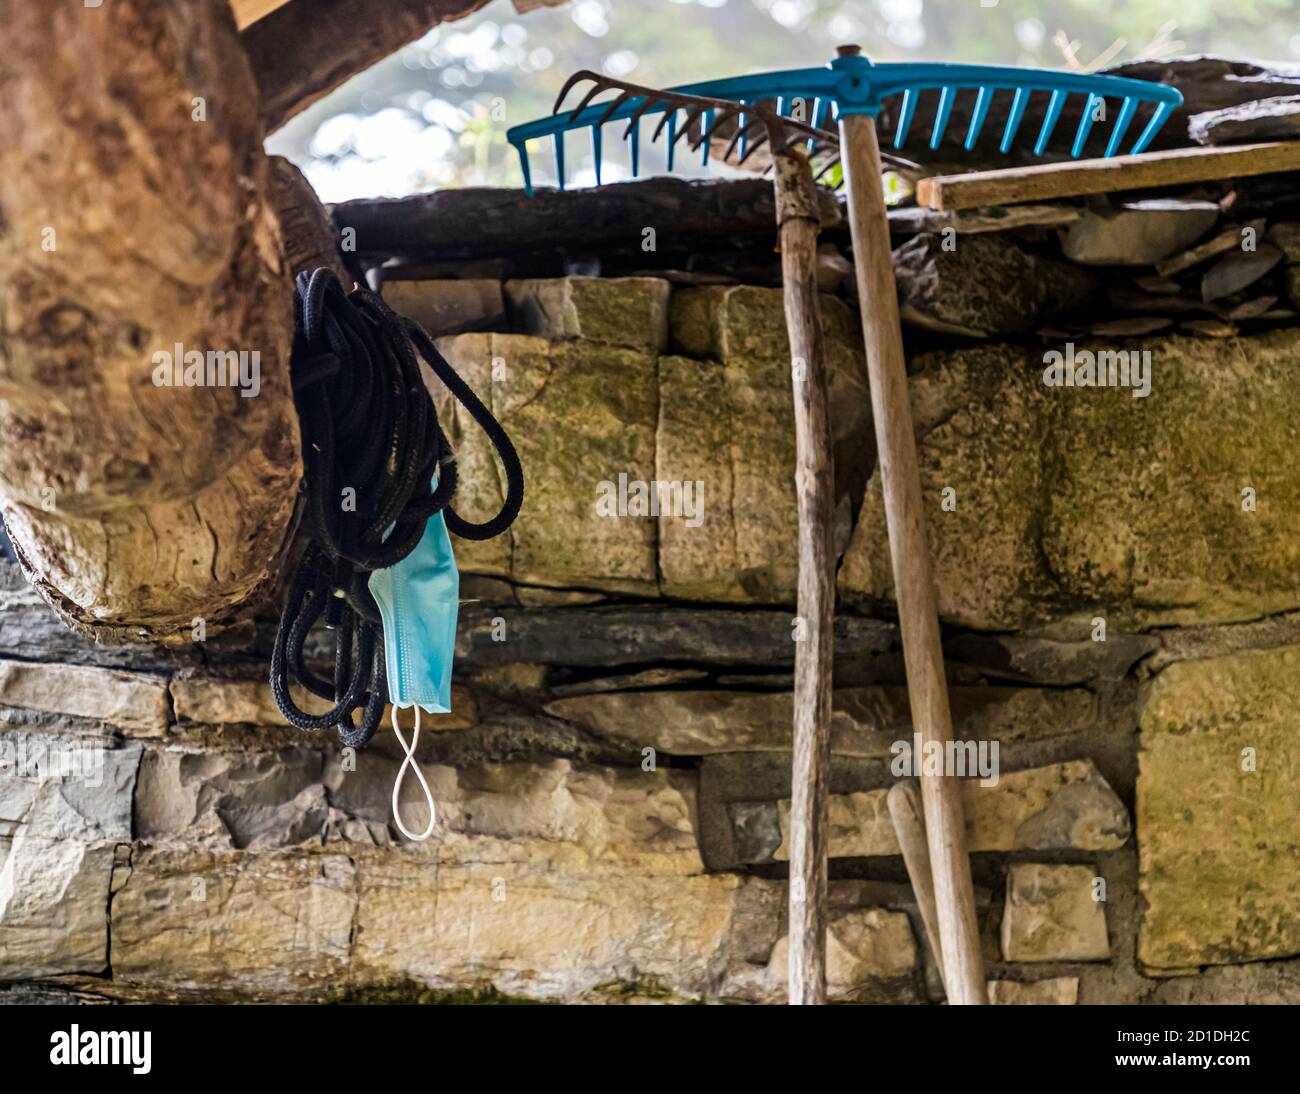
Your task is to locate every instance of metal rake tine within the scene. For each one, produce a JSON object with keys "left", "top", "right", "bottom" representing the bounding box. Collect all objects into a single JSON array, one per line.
[
  {"left": 563, "top": 80, "right": 612, "bottom": 125},
  {"left": 879, "top": 148, "right": 923, "bottom": 175},
  {"left": 552, "top": 69, "right": 604, "bottom": 118},
  {"left": 672, "top": 103, "right": 710, "bottom": 152},
  {"left": 650, "top": 105, "right": 678, "bottom": 144},
  {"left": 592, "top": 87, "right": 642, "bottom": 129},
  {"left": 622, "top": 92, "right": 671, "bottom": 141},
  {"left": 722, "top": 114, "right": 768, "bottom": 164},
  {"left": 734, "top": 124, "right": 772, "bottom": 168},
  {"left": 812, "top": 150, "right": 841, "bottom": 184},
  {"left": 689, "top": 104, "right": 731, "bottom": 153}
]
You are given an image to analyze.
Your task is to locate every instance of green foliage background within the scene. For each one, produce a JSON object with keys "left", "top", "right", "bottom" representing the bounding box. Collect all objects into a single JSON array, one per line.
[{"left": 267, "top": 0, "right": 1299, "bottom": 200}]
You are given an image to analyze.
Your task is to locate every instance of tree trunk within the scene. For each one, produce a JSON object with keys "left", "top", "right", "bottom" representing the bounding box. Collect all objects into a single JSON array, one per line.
[{"left": 0, "top": 0, "right": 302, "bottom": 644}]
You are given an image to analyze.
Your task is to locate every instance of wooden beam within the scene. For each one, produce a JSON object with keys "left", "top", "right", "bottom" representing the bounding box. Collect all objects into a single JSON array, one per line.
[
  {"left": 231, "top": 0, "right": 293, "bottom": 29},
  {"left": 331, "top": 177, "right": 843, "bottom": 262},
  {"left": 773, "top": 148, "right": 834, "bottom": 1007},
  {"left": 0, "top": 0, "right": 302, "bottom": 643},
  {"left": 917, "top": 140, "right": 1300, "bottom": 212},
  {"left": 245, "top": 0, "right": 493, "bottom": 134}
]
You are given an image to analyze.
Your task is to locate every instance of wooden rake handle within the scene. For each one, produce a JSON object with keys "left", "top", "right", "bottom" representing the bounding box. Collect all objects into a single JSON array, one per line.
[{"left": 838, "top": 111, "right": 989, "bottom": 1005}]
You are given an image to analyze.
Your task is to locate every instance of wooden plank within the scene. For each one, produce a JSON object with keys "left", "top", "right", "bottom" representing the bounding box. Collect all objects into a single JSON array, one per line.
[{"left": 917, "top": 141, "right": 1300, "bottom": 212}]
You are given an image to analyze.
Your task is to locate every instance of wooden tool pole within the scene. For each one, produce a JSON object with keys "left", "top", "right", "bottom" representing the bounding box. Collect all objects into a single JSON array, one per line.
[
  {"left": 838, "top": 103, "right": 989, "bottom": 1006},
  {"left": 773, "top": 145, "right": 835, "bottom": 1006},
  {"left": 887, "top": 780, "right": 946, "bottom": 993}
]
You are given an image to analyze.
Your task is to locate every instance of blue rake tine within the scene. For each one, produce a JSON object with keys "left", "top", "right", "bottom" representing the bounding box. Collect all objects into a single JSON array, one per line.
[
  {"left": 965, "top": 86, "right": 991, "bottom": 151},
  {"left": 1033, "top": 89, "right": 1066, "bottom": 156},
  {"left": 665, "top": 111, "right": 676, "bottom": 171},
  {"left": 894, "top": 88, "right": 917, "bottom": 148},
  {"left": 1105, "top": 96, "right": 1138, "bottom": 158},
  {"left": 517, "top": 143, "right": 533, "bottom": 195},
  {"left": 591, "top": 124, "right": 602, "bottom": 184},
  {"left": 554, "top": 131, "right": 566, "bottom": 190},
  {"left": 737, "top": 99, "right": 748, "bottom": 159},
  {"left": 804, "top": 96, "right": 825, "bottom": 152},
  {"left": 930, "top": 85, "right": 954, "bottom": 150},
  {"left": 1132, "top": 99, "right": 1174, "bottom": 154},
  {"left": 629, "top": 118, "right": 640, "bottom": 177},
  {"left": 1071, "top": 94, "right": 1102, "bottom": 158},
  {"left": 1000, "top": 86, "right": 1028, "bottom": 153},
  {"left": 702, "top": 108, "right": 713, "bottom": 164}
]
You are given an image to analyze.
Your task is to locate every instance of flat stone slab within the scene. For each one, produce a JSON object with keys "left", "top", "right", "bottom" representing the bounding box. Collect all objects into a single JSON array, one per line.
[
  {"left": 546, "top": 684, "right": 1099, "bottom": 756},
  {"left": 0, "top": 659, "right": 169, "bottom": 735},
  {"left": 725, "top": 759, "right": 1130, "bottom": 864},
  {"left": 1138, "top": 645, "right": 1300, "bottom": 970},
  {"left": 1062, "top": 199, "right": 1219, "bottom": 266},
  {"left": 840, "top": 330, "right": 1300, "bottom": 630},
  {"left": 1001, "top": 863, "right": 1110, "bottom": 962}
]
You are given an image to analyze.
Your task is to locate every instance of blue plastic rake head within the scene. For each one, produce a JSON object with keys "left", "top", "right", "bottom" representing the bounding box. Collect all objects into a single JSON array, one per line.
[{"left": 507, "top": 47, "right": 1183, "bottom": 193}]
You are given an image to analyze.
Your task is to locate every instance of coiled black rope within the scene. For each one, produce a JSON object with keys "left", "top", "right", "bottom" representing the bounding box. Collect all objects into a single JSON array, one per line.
[{"left": 270, "top": 269, "right": 523, "bottom": 748}]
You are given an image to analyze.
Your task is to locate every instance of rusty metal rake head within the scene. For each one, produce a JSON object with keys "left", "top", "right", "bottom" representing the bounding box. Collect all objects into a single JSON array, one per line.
[{"left": 510, "top": 70, "right": 846, "bottom": 192}]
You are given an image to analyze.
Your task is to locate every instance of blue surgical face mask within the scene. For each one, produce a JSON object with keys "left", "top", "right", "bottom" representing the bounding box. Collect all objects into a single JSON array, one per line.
[
  {"left": 367, "top": 485, "right": 459, "bottom": 715},
  {"left": 368, "top": 482, "right": 459, "bottom": 843}
]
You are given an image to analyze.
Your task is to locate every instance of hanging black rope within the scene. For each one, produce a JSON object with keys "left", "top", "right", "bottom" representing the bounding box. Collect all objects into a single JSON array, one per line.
[{"left": 270, "top": 269, "right": 523, "bottom": 748}]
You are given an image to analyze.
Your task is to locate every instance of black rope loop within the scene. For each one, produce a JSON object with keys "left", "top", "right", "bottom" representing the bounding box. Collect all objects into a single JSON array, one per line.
[{"left": 271, "top": 269, "right": 524, "bottom": 748}]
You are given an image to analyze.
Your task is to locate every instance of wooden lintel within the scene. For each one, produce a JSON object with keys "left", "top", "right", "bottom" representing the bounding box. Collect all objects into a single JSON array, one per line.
[{"left": 230, "top": 0, "right": 293, "bottom": 29}]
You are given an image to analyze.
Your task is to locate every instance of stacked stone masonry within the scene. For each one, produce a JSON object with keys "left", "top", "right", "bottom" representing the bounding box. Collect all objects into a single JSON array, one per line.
[{"left": 2, "top": 275, "right": 1299, "bottom": 1004}]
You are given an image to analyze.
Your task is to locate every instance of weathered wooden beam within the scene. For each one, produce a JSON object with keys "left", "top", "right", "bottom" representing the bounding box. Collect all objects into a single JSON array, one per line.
[
  {"left": 245, "top": 0, "right": 492, "bottom": 133},
  {"left": 231, "top": 0, "right": 293, "bottom": 28},
  {"left": 774, "top": 148, "right": 834, "bottom": 1007},
  {"left": 0, "top": 0, "right": 302, "bottom": 643},
  {"left": 331, "top": 177, "right": 844, "bottom": 263},
  {"left": 918, "top": 141, "right": 1300, "bottom": 212}
]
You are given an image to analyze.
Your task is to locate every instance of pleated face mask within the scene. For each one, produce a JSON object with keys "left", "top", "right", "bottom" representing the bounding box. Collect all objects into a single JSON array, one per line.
[
  {"left": 368, "top": 501, "right": 459, "bottom": 716},
  {"left": 367, "top": 481, "right": 460, "bottom": 844}
]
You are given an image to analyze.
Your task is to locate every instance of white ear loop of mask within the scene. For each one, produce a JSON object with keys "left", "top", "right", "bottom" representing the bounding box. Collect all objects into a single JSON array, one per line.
[{"left": 391, "top": 705, "right": 436, "bottom": 842}]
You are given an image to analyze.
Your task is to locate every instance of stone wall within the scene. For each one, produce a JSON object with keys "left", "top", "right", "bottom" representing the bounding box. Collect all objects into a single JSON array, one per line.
[{"left": 2, "top": 274, "right": 1299, "bottom": 1004}]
